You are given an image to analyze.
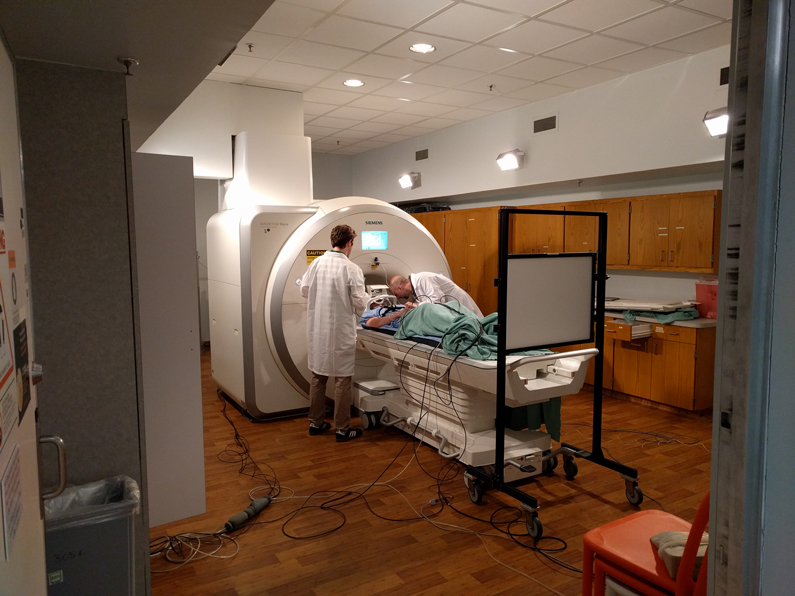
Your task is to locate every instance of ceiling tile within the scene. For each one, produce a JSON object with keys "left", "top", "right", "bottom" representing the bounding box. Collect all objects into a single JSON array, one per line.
[
  {"left": 442, "top": 106, "right": 493, "bottom": 120},
  {"left": 346, "top": 54, "right": 424, "bottom": 79},
  {"left": 540, "top": 0, "right": 663, "bottom": 32},
  {"left": 658, "top": 22, "right": 732, "bottom": 53},
  {"left": 596, "top": 46, "right": 689, "bottom": 73},
  {"left": 305, "top": 15, "right": 403, "bottom": 51},
  {"left": 251, "top": 60, "right": 335, "bottom": 85},
  {"left": 496, "top": 56, "right": 581, "bottom": 81},
  {"left": 415, "top": 3, "right": 526, "bottom": 43},
  {"left": 374, "top": 81, "right": 447, "bottom": 100},
  {"left": 463, "top": 0, "right": 568, "bottom": 19},
  {"left": 251, "top": 3, "right": 326, "bottom": 37},
  {"left": 545, "top": 65, "right": 624, "bottom": 88},
  {"left": 470, "top": 95, "right": 529, "bottom": 111},
  {"left": 414, "top": 117, "right": 462, "bottom": 130},
  {"left": 677, "top": 0, "right": 733, "bottom": 19},
  {"left": 440, "top": 45, "right": 529, "bottom": 72},
  {"left": 457, "top": 73, "right": 531, "bottom": 94},
  {"left": 376, "top": 32, "right": 471, "bottom": 63},
  {"left": 602, "top": 6, "right": 721, "bottom": 45},
  {"left": 351, "top": 121, "right": 403, "bottom": 133},
  {"left": 303, "top": 87, "right": 361, "bottom": 104},
  {"left": 350, "top": 139, "right": 392, "bottom": 150},
  {"left": 337, "top": 0, "right": 454, "bottom": 29},
  {"left": 486, "top": 20, "right": 588, "bottom": 54},
  {"left": 372, "top": 112, "right": 428, "bottom": 125},
  {"left": 315, "top": 72, "right": 393, "bottom": 93},
  {"left": 246, "top": 78, "right": 310, "bottom": 92},
  {"left": 370, "top": 132, "right": 415, "bottom": 143},
  {"left": 318, "top": 136, "right": 358, "bottom": 147},
  {"left": 325, "top": 106, "right": 385, "bottom": 121},
  {"left": 333, "top": 128, "right": 380, "bottom": 140},
  {"left": 332, "top": 145, "right": 371, "bottom": 155},
  {"left": 310, "top": 115, "right": 362, "bottom": 128},
  {"left": 395, "top": 125, "right": 438, "bottom": 136},
  {"left": 233, "top": 32, "right": 294, "bottom": 60},
  {"left": 348, "top": 95, "right": 410, "bottom": 110},
  {"left": 423, "top": 88, "right": 494, "bottom": 107},
  {"left": 303, "top": 102, "right": 338, "bottom": 116},
  {"left": 508, "top": 82, "right": 572, "bottom": 101},
  {"left": 395, "top": 101, "right": 457, "bottom": 117},
  {"left": 213, "top": 54, "right": 270, "bottom": 77},
  {"left": 405, "top": 64, "right": 483, "bottom": 87},
  {"left": 304, "top": 124, "right": 339, "bottom": 137},
  {"left": 544, "top": 35, "right": 643, "bottom": 64},
  {"left": 205, "top": 73, "right": 249, "bottom": 84},
  {"left": 275, "top": 40, "right": 365, "bottom": 70},
  {"left": 278, "top": 0, "right": 347, "bottom": 12}
]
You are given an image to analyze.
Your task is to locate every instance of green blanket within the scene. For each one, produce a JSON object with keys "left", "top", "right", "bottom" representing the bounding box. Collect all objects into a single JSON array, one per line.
[
  {"left": 394, "top": 302, "right": 562, "bottom": 440},
  {"left": 622, "top": 307, "right": 700, "bottom": 324}
]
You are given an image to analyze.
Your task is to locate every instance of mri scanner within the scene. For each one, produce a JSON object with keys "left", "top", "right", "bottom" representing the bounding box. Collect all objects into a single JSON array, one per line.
[{"left": 207, "top": 196, "right": 595, "bottom": 492}]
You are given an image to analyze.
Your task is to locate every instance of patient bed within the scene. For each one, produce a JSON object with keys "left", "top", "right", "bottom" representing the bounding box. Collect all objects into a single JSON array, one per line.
[{"left": 354, "top": 327, "right": 597, "bottom": 482}]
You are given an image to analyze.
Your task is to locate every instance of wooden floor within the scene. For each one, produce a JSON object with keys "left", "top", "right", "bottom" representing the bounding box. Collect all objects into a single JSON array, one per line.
[{"left": 150, "top": 349, "right": 712, "bottom": 596}]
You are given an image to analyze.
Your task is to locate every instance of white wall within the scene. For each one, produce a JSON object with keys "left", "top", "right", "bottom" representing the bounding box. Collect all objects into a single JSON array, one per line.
[
  {"left": 351, "top": 46, "right": 729, "bottom": 203},
  {"left": 140, "top": 81, "right": 305, "bottom": 179},
  {"left": 312, "top": 153, "right": 353, "bottom": 200},
  {"left": 195, "top": 179, "right": 219, "bottom": 343}
]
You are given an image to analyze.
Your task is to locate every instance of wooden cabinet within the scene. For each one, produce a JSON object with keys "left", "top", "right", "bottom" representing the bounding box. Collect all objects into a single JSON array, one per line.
[
  {"left": 629, "top": 191, "right": 719, "bottom": 271},
  {"left": 613, "top": 338, "right": 652, "bottom": 399},
  {"left": 649, "top": 324, "right": 715, "bottom": 410},
  {"left": 511, "top": 203, "right": 565, "bottom": 254},
  {"left": 563, "top": 199, "right": 630, "bottom": 267},
  {"left": 442, "top": 207, "right": 499, "bottom": 315},
  {"left": 411, "top": 211, "right": 446, "bottom": 251}
]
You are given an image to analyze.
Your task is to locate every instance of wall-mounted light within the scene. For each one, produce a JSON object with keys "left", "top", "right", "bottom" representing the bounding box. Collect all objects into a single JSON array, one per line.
[
  {"left": 399, "top": 172, "right": 421, "bottom": 189},
  {"left": 496, "top": 149, "right": 525, "bottom": 171},
  {"left": 703, "top": 107, "right": 729, "bottom": 137}
]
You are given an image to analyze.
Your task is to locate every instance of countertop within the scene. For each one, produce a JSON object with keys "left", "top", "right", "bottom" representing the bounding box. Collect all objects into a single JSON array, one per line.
[{"left": 604, "top": 311, "right": 717, "bottom": 329}]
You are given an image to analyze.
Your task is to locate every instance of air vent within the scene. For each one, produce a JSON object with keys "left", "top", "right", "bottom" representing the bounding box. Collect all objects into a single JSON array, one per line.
[
  {"left": 533, "top": 115, "right": 557, "bottom": 134},
  {"left": 720, "top": 66, "right": 730, "bottom": 85},
  {"left": 415, "top": 149, "right": 429, "bottom": 161}
]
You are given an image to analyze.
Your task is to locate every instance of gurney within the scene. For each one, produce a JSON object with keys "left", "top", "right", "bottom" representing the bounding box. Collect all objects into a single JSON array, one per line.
[{"left": 353, "top": 326, "right": 597, "bottom": 483}]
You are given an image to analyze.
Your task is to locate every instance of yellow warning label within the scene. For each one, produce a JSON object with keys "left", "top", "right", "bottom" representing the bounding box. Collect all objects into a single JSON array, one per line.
[{"left": 306, "top": 249, "right": 326, "bottom": 265}]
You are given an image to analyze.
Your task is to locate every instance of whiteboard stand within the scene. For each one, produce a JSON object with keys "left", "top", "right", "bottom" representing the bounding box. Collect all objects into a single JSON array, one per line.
[{"left": 463, "top": 208, "right": 641, "bottom": 541}]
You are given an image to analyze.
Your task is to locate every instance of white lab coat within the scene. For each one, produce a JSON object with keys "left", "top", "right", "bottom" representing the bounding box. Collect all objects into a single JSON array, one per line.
[
  {"left": 409, "top": 272, "right": 484, "bottom": 318},
  {"left": 301, "top": 250, "right": 370, "bottom": 377}
]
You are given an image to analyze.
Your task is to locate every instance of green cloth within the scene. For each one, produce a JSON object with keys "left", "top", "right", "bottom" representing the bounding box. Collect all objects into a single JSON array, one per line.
[
  {"left": 621, "top": 307, "right": 700, "bottom": 325},
  {"left": 394, "top": 301, "right": 562, "bottom": 440}
]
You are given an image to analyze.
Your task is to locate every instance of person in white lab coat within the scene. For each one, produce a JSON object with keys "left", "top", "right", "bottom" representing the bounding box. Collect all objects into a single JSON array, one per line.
[
  {"left": 388, "top": 272, "right": 483, "bottom": 318},
  {"left": 300, "top": 224, "right": 370, "bottom": 443}
]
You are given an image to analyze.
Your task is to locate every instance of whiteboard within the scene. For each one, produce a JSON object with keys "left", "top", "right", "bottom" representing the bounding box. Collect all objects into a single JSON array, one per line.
[{"left": 505, "top": 255, "right": 594, "bottom": 350}]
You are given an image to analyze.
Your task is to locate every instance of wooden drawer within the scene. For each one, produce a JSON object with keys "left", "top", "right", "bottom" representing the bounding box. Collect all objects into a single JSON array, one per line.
[
  {"left": 652, "top": 324, "right": 696, "bottom": 344},
  {"left": 605, "top": 320, "right": 653, "bottom": 341}
]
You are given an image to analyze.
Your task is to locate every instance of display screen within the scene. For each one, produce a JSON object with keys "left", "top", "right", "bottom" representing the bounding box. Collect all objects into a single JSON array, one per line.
[{"left": 361, "top": 231, "right": 387, "bottom": 250}]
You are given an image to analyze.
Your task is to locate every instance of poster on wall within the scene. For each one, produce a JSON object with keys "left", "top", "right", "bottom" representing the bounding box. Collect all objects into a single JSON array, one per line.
[{"left": 13, "top": 322, "right": 28, "bottom": 425}]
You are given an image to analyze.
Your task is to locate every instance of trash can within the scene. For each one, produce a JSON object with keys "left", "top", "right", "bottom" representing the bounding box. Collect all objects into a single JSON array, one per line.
[{"left": 44, "top": 475, "right": 140, "bottom": 596}]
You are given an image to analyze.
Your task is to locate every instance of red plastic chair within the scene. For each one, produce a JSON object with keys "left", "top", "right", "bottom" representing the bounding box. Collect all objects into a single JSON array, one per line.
[{"left": 582, "top": 491, "right": 710, "bottom": 596}]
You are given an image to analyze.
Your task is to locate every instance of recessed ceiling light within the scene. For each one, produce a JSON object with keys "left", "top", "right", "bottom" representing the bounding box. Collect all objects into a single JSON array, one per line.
[
  {"left": 499, "top": 47, "right": 518, "bottom": 53},
  {"left": 410, "top": 43, "right": 436, "bottom": 54},
  {"left": 398, "top": 98, "right": 411, "bottom": 102},
  {"left": 343, "top": 79, "right": 364, "bottom": 87}
]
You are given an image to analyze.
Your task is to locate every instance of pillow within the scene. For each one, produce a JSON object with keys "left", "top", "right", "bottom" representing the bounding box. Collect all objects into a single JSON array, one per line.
[{"left": 650, "top": 530, "right": 709, "bottom": 581}]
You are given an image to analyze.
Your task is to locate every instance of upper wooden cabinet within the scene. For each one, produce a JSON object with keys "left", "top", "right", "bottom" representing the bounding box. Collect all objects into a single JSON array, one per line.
[
  {"left": 563, "top": 199, "right": 630, "bottom": 267},
  {"left": 629, "top": 191, "right": 720, "bottom": 271},
  {"left": 511, "top": 203, "right": 565, "bottom": 254},
  {"left": 411, "top": 211, "right": 446, "bottom": 251}
]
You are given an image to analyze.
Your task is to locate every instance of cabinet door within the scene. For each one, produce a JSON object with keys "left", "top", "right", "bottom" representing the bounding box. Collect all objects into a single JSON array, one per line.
[
  {"left": 444, "top": 210, "right": 469, "bottom": 291},
  {"left": 629, "top": 198, "right": 669, "bottom": 267},
  {"left": 466, "top": 208, "right": 499, "bottom": 315},
  {"left": 536, "top": 204, "right": 565, "bottom": 253},
  {"left": 564, "top": 203, "right": 598, "bottom": 253},
  {"left": 596, "top": 200, "right": 630, "bottom": 266},
  {"left": 511, "top": 209, "right": 539, "bottom": 254},
  {"left": 650, "top": 338, "right": 696, "bottom": 409},
  {"left": 669, "top": 193, "right": 715, "bottom": 268},
  {"left": 613, "top": 338, "right": 652, "bottom": 399},
  {"left": 413, "top": 211, "right": 446, "bottom": 252}
]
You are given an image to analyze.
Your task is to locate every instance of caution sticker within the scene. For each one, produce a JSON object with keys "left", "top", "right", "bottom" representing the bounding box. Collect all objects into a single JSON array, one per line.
[{"left": 306, "top": 250, "right": 326, "bottom": 265}]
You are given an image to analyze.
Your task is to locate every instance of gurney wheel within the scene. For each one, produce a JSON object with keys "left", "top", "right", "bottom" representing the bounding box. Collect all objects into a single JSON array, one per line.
[
  {"left": 626, "top": 482, "right": 644, "bottom": 506},
  {"left": 542, "top": 455, "right": 558, "bottom": 475},
  {"left": 563, "top": 457, "right": 578, "bottom": 480},
  {"left": 362, "top": 412, "right": 379, "bottom": 430},
  {"left": 467, "top": 480, "right": 484, "bottom": 505},
  {"left": 526, "top": 515, "right": 543, "bottom": 541}
]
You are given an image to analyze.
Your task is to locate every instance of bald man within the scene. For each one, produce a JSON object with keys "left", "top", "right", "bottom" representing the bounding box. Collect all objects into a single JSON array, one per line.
[{"left": 388, "top": 272, "right": 483, "bottom": 318}]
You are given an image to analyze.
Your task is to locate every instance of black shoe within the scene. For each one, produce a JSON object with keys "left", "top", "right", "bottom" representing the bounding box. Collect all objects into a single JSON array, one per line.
[
  {"left": 309, "top": 421, "right": 331, "bottom": 436},
  {"left": 336, "top": 428, "right": 363, "bottom": 443}
]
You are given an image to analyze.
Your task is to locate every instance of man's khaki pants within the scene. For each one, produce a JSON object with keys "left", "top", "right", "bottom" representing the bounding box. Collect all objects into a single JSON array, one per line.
[{"left": 308, "top": 373, "right": 352, "bottom": 433}]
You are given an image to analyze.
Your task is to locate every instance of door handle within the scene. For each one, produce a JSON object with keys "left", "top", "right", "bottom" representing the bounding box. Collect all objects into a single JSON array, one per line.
[
  {"left": 31, "top": 362, "right": 43, "bottom": 386},
  {"left": 40, "top": 435, "right": 68, "bottom": 500}
]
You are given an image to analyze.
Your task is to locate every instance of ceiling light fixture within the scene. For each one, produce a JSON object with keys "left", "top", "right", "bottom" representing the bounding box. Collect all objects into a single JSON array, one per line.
[
  {"left": 703, "top": 107, "right": 729, "bottom": 137},
  {"left": 410, "top": 43, "right": 436, "bottom": 54},
  {"left": 496, "top": 149, "right": 525, "bottom": 171},
  {"left": 398, "top": 172, "right": 421, "bottom": 189},
  {"left": 343, "top": 79, "right": 364, "bottom": 87},
  {"left": 499, "top": 47, "right": 518, "bottom": 53}
]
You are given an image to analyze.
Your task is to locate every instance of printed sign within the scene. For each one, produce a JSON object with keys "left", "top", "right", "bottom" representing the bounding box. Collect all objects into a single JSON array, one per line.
[
  {"left": 13, "top": 321, "right": 28, "bottom": 425},
  {"left": 0, "top": 385, "right": 17, "bottom": 458},
  {"left": 306, "top": 249, "right": 325, "bottom": 265}
]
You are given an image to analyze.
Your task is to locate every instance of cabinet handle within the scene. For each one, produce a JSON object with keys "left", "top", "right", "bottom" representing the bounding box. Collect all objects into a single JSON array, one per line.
[
  {"left": 660, "top": 250, "right": 664, "bottom": 262},
  {"left": 670, "top": 250, "right": 674, "bottom": 262},
  {"left": 654, "top": 342, "right": 658, "bottom": 355},
  {"left": 667, "top": 332, "right": 679, "bottom": 336}
]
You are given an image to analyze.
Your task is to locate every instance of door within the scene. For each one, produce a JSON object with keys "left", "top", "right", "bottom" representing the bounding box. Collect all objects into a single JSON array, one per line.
[
  {"left": 650, "top": 338, "right": 696, "bottom": 409},
  {"left": 413, "top": 211, "right": 446, "bottom": 252},
  {"left": 465, "top": 208, "right": 499, "bottom": 315},
  {"left": 596, "top": 200, "right": 630, "bottom": 266},
  {"left": 669, "top": 193, "right": 715, "bottom": 268},
  {"left": 443, "top": 210, "right": 469, "bottom": 294},
  {"left": 0, "top": 44, "right": 48, "bottom": 595},
  {"left": 613, "top": 338, "right": 652, "bottom": 399},
  {"left": 564, "top": 203, "right": 598, "bottom": 253},
  {"left": 629, "top": 198, "right": 670, "bottom": 267}
]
